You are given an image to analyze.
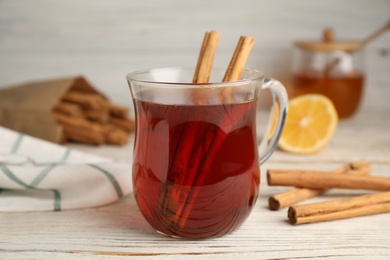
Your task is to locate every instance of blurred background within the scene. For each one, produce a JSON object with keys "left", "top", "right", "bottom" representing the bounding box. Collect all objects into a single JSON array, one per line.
[{"left": 0, "top": 0, "right": 389, "bottom": 114}]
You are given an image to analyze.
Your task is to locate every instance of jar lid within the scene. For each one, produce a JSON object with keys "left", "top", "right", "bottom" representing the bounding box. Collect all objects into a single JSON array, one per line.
[{"left": 295, "top": 28, "right": 363, "bottom": 52}]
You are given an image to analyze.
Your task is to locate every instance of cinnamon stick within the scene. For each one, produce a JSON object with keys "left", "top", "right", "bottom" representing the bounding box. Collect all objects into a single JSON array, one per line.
[
  {"left": 191, "top": 31, "right": 220, "bottom": 104},
  {"left": 222, "top": 36, "right": 255, "bottom": 102},
  {"left": 267, "top": 169, "right": 390, "bottom": 191},
  {"left": 53, "top": 102, "right": 85, "bottom": 118},
  {"left": 103, "top": 125, "right": 129, "bottom": 146},
  {"left": 109, "top": 117, "right": 135, "bottom": 133},
  {"left": 53, "top": 112, "right": 105, "bottom": 145},
  {"left": 269, "top": 188, "right": 323, "bottom": 211},
  {"left": 171, "top": 35, "right": 255, "bottom": 228},
  {"left": 63, "top": 127, "right": 104, "bottom": 145},
  {"left": 193, "top": 30, "right": 220, "bottom": 83},
  {"left": 223, "top": 36, "right": 255, "bottom": 82},
  {"left": 61, "top": 90, "right": 105, "bottom": 110},
  {"left": 160, "top": 31, "right": 220, "bottom": 225},
  {"left": 268, "top": 161, "right": 372, "bottom": 210},
  {"left": 288, "top": 191, "right": 390, "bottom": 224},
  {"left": 103, "top": 100, "right": 129, "bottom": 119},
  {"left": 159, "top": 32, "right": 256, "bottom": 231},
  {"left": 54, "top": 90, "right": 133, "bottom": 146},
  {"left": 84, "top": 108, "right": 110, "bottom": 123}
]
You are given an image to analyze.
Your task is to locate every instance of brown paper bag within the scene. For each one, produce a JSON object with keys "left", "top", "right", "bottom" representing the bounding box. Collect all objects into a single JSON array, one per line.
[{"left": 0, "top": 76, "right": 104, "bottom": 143}]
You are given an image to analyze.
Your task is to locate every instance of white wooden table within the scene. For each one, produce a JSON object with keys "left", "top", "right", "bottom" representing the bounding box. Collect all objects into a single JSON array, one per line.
[{"left": 1, "top": 107, "right": 389, "bottom": 259}]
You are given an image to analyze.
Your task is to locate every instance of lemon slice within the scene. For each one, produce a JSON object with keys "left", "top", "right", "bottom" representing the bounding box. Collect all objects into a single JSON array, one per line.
[{"left": 278, "top": 94, "right": 338, "bottom": 154}]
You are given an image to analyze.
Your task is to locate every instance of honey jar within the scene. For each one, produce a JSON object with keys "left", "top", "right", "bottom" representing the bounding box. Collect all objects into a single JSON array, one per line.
[{"left": 291, "top": 28, "right": 365, "bottom": 119}]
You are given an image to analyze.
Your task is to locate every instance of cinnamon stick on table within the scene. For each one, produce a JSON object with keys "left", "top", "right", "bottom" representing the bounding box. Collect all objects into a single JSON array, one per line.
[
  {"left": 288, "top": 191, "right": 390, "bottom": 224},
  {"left": 267, "top": 168, "right": 390, "bottom": 191},
  {"left": 268, "top": 161, "right": 372, "bottom": 210}
]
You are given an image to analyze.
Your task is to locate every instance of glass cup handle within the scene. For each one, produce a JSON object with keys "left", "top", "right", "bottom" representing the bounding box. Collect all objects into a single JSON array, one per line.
[{"left": 259, "top": 78, "right": 288, "bottom": 164}]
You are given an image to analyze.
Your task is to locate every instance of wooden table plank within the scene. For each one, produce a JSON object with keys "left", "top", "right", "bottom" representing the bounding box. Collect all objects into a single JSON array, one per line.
[{"left": 2, "top": 187, "right": 390, "bottom": 259}]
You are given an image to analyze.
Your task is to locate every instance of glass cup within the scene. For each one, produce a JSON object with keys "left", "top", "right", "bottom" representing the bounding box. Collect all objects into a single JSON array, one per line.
[{"left": 126, "top": 67, "right": 287, "bottom": 239}]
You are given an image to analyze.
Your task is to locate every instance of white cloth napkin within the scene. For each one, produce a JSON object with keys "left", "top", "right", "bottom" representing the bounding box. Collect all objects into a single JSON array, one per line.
[{"left": 0, "top": 126, "right": 133, "bottom": 211}]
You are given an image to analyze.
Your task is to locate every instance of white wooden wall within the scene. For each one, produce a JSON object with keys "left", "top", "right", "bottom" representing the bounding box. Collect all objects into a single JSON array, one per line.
[{"left": 0, "top": 0, "right": 389, "bottom": 113}]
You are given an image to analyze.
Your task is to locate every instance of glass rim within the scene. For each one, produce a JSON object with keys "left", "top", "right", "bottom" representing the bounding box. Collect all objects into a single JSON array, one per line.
[{"left": 126, "top": 66, "right": 264, "bottom": 87}]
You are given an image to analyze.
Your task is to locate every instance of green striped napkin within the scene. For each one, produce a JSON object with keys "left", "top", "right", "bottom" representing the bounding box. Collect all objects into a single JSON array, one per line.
[{"left": 0, "top": 126, "right": 132, "bottom": 211}]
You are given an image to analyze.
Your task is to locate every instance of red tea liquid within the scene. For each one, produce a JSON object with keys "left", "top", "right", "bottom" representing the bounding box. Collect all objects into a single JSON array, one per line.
[
  {"left": 293, "top": 72, "right": 364, "bottom": 118},
  {"left": 132, "top": 99, "right": 260, "bottom": 238}
]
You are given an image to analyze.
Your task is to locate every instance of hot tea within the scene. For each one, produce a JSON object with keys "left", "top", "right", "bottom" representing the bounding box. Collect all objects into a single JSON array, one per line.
[
  {"left": 292, "top": 27, "right": 367, "bottom": 119},
  {"left": 132, "top": 99, "right": 260, "bottom": 238}
]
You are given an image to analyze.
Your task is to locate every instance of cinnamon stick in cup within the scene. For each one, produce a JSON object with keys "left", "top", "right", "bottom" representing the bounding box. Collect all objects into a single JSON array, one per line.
[
  {"left": 288, "top": 191, "right": 390, "bottom": 224},
  {"left": 222, "top": 36, "right": 255, "bottom": 102},
  {"left": 191, "top": 30, "right": 220, "bottom": 104},
  {"left": 160, "top": 30, "right": 220, "bottom": 227},
  {"left": 268, "top": 161, "right": 372, "bottom": 210},
  {"left": 193, "top": 30, "right": 220, "bottom": 83},
  {"left": 173, "top": 35, "right": 256, "bottom": 229},
  {"left": 160, "top": 33, "right": 256, "bottom": 230},
  {"left": 223, "top": 36, "right": 255, "bottom": 82}
]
